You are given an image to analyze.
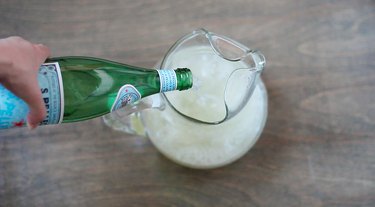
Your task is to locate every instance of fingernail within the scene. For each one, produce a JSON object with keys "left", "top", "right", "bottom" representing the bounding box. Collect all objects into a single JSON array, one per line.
[{"left": 27, "top": 122, "right": 37, "bottom": 130}]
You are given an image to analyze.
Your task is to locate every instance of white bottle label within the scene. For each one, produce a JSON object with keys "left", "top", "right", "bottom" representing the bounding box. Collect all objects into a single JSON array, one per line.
[
  {"left": 157, "top": 69, "right": 177, "bottom": 92},
  {"left": 0, "top": 62, "right": 64, "bottom": 129},
  {"left": 111, "top": 84, "right": 141, "bottom": 112}
]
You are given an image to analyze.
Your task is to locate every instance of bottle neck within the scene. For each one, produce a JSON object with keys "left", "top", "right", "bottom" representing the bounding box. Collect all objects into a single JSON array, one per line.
[
  {"left": 175, "top": 68, "right": 193, "bottom": 91},
  {"left": 157, "top": 68, "right": 193, "bottom": 92}
]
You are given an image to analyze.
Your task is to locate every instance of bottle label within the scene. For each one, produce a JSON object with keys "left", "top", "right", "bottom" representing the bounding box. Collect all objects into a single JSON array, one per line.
[
  {"left": 111, "top": 84, "right": 141, "bottom": 112},
  {"left": 0, "top": 85, "right": 29, "bottom": 128},
  {"left": 39, "top": 63, "right": 64, "bottom": 125},
  {"left": 157, "top": 69, "right": 177, "bottom": 92},
  {"left": 0, "top": 62, "right": 64, "bottom": 129}
]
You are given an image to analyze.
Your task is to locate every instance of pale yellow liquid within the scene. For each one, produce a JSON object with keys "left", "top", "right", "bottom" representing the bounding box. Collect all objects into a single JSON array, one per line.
[{"left": 141, "top": 46, "right": 268, "bottom": 169}]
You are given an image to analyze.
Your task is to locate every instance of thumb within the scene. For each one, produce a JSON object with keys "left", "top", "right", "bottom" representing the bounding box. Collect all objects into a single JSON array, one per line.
[
  {"left": 27, "top": 107, "right": 46, "bottom": 129},
  {"left": 25, "top": 43, "right": 50, "bottom": 129}
]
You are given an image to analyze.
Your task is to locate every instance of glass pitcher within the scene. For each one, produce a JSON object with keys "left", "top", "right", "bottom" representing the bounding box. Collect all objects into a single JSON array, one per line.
[{"left": 103, "top": 28, "right": 267, "bottom": 169}]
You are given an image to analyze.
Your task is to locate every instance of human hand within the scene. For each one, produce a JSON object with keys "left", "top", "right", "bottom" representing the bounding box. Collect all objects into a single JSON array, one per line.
[{"left": 0, "top": 36, "right": 51, "bottom": 129}]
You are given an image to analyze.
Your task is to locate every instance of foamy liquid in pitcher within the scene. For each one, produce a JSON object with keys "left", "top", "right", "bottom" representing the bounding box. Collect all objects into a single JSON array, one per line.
[{"left": 142, "top": 46, "right": 267, "bottom": 168}]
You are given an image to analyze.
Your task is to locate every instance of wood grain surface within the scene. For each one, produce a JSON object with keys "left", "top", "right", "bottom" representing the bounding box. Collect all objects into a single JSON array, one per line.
[{"left": 1, "top": 0, "right": 375, "bottom": 206}]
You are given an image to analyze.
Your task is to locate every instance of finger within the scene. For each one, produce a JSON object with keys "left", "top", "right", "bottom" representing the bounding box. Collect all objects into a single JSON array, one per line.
[{"left": 16, "top": 79, "right": 47, "bottom": 129}]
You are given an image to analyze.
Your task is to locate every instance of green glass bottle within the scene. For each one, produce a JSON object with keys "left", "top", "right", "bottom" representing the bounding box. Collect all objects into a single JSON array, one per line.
[{"left": 0, "top": 56, "right": 193, "bottom": 129}]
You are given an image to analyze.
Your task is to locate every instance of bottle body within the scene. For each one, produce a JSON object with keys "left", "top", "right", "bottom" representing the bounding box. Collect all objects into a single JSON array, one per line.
[{"left": 0, "top": 56, "right": 192, "bottom": 129}]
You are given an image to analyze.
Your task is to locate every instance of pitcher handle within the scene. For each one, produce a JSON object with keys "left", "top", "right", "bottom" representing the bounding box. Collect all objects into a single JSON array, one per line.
[{"left": 102, "top": 94, "right": 165, "bottom": 136}]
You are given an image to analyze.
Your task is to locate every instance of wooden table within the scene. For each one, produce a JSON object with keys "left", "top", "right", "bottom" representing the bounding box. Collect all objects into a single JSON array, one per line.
[{"left": 1, "top": 0, "right": 374, "bottom": 206}]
